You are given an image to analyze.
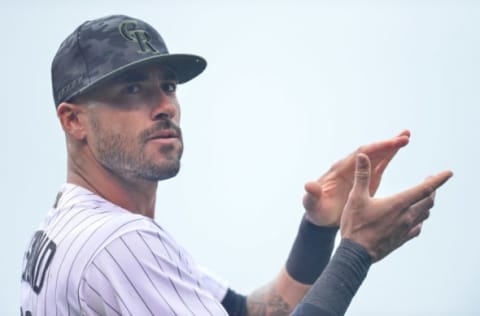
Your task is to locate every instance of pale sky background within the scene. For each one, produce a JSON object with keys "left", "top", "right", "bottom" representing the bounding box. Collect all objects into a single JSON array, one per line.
[{"left": 2, "top": 0, "right": 478, "bottom": 315}]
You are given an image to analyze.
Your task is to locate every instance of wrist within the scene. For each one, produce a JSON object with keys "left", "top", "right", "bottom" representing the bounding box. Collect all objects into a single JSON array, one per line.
[
  {"left": 304, "top": 210, "right": 341, "bottom": 227},
  {"left": 340, "top": 230, "right": 378, "bottom": 262},
  {"left": 286, "top": 215, "right": 339, "bottom": 284}
]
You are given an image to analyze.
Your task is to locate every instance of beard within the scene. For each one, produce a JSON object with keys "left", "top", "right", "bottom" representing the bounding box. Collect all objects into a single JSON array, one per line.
[{"left": 90, "top": 117, "right": 183, "bottom": 182}]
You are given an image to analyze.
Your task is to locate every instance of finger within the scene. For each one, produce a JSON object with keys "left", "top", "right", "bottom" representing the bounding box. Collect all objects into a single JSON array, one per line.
[
  {"left": 405, "top": 193, "right": 434, "bottom": 227},
  {"left": 332, "top": 131, "right": 411, "bottom": 180},
  {"left": 304, "top": 181, "right": 322, "bottom": 196},
  {"left": 352, "top": 153, "right": 371, "bottom": 196},
  {"left": 374, "top": 129, "right": 411, "bottom": 169},
  {"left": 361, "top": 133, "right": 410, "bottom": 157},
  {"left": 392, "top": 132, "right": 410, "bottom": 148},
  {"left": 395, "top": 170, "right": 453, "bottom": 208},
  {"left": 397, "top": 129, "right": 411, "bottom": 138},
  {"left": 406, "top": 189, "right": 436, "bottom": 227},
  {"left": 406, "top": 222, "right": 423, "bottom": 240},
  {"left": 373, "top": 147, "right": 400, "bottom": 176},
  {"left": 368, "top": 131, "right": 410, "bottom": 192}
]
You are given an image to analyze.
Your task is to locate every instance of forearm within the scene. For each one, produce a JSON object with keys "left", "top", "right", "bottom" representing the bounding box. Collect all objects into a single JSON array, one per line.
[
  {"left": 246, "top": 268, "right": 309, "bottom": 316},
  {"left": 242, "top": 239, "right": 370, "bottom": 316},
  {"left": 292, "top": 239, "right": 372, "bottom": 316},
  {"left": 245, "top": 217, "right": 338, "bottom": 316}
]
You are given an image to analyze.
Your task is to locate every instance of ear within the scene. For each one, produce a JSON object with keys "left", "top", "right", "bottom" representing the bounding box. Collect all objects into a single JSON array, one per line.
[{"left": 57, "top": 102, "right": 87, "bottom": 140}]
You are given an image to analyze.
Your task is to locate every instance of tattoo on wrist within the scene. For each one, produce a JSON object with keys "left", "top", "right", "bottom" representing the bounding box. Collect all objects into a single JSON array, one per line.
[{"left": 247, "top": 289, "right": 291, "bottom": 316}]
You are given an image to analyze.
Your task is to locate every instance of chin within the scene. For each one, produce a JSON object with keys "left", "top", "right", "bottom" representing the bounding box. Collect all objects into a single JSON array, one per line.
[
  {"left": 158, "top": 163, "right": 181, "bottom": 181},
  {"left": 137, "top": 160, "right": 181, "bottom": 182}
]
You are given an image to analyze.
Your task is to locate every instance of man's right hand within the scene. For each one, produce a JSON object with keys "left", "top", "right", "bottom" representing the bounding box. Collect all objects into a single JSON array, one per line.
[
  {"left": 303, "top": 130, "right": 410, "bottom": 227},
  {"left": 340, "top": 153, "right": 453, "bottom": 262}
]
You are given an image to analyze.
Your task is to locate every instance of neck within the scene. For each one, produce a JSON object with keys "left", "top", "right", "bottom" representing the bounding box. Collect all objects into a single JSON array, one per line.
[{"left": 67, "top": 155, "right": 158, "bottom": 218}]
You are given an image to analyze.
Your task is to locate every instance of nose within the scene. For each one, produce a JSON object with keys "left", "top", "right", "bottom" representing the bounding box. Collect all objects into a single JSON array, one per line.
[{"left": 150, "top": 89, "right": 179, "bottom": 121}]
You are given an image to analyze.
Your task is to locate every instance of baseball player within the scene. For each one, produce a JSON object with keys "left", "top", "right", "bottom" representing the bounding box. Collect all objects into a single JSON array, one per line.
[{"left": 20, "top": 15, "right": 452, "bottom": 316}]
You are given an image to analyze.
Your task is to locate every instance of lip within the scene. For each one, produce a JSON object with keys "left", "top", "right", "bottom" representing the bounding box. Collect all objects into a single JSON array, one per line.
[
  {"left": 145, "top": 129, "right": 181, "bottom": 146},
  {"left": 147, "top": 129, "right": 179, "bottom": 141},
  {"left": 148, "top": 137, "right": 180, "bottom": 145}
]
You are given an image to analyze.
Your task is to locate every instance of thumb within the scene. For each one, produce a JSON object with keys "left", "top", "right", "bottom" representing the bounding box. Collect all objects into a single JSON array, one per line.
[{"left": 352, "top": 153, "right": 371, "bottom": 196}]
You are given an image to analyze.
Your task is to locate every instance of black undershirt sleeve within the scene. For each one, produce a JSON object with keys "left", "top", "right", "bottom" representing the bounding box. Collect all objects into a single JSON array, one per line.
[
  {"left": 292, "top": 239, "right": 372, "bottom": 316},
  {"left": 221, "top": 288, "right": 247, "bottom": 316}
]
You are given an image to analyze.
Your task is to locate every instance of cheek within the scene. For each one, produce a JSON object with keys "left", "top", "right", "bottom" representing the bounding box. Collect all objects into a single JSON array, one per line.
[
  {"left": 176, "top": 108, "right": 181, "bottom": 124},
  {"left": 172, "top": 99, "right": 181, "bottom": 123},
  {"left": 88, "top": 113, "right": 140, "bottom": 145}
]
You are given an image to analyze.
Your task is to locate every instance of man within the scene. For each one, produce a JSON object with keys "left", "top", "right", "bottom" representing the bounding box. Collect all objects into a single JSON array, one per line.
[{"left": 20, "top": 14, "right": 452, "bottom": 316}]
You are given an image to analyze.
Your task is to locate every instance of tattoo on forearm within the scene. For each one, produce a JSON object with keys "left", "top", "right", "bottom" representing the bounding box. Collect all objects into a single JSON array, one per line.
[{"left": 247, "top": 288, "right": 291, "bottom": 316}]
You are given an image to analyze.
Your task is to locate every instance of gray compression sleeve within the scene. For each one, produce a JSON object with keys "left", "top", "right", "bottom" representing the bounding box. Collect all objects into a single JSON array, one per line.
[{"left": 291, "top": 239, "right": 372, "bottom": 316}]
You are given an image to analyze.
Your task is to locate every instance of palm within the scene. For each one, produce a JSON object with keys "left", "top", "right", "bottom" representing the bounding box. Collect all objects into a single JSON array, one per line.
[{"left": 303, "top": 131, "right": 410, "bottom": 226}]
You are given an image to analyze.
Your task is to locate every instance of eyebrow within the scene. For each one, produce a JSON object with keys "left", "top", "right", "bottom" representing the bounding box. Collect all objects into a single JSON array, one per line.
[
  {"left": 114, "top": 67, "right": 178, "bottom": 84},
  {"left": 160, "top": 68, "right": 178, "bottom": 81},
  {"left": 115, "top": 71, "right": 149, "bottom": 83}
]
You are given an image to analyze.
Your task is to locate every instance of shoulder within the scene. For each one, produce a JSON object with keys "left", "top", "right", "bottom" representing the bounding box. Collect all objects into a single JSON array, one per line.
[
  {"left": 45, "top": 183, "right": 166, "bottom": 256},
  {"left": 79, "top": 229, "right": 229, "bottom": 315},
  {"left": 40, "top": 184, "right": 168, "bottom": 291}
]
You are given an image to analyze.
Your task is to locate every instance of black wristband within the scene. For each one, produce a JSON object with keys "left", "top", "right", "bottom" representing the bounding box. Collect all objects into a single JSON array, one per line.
[{"left": 286, "top": 215, "right": 339, "bottom": 284}]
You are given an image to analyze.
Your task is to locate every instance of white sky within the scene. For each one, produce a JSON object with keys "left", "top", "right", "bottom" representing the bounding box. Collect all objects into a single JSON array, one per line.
[{"left": 2, "top": 1, "right": 478, "bottom": 315}]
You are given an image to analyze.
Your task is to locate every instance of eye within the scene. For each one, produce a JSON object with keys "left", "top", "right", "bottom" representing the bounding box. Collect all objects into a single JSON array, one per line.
[
  {"left": 123, "top": 84, "right": 141, "bottom": 95},
  {"left": 162, "top": 82, "right": 177, "bottom": 94}
]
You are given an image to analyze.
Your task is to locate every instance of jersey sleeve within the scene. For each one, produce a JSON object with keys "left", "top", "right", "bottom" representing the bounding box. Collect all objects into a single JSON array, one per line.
[{"left": 78, "top": 229, "right": 228, "bottom": 316}]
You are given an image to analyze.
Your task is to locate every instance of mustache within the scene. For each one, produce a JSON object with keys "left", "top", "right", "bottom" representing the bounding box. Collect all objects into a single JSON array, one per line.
[{"left": 140, "top": 120, "right": 183, "bottom": 142}]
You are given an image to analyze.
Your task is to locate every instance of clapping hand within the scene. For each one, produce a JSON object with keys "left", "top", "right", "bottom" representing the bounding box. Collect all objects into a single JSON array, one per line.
[{"left": 303, "top": 130, "right": 410, "bottom": 226}]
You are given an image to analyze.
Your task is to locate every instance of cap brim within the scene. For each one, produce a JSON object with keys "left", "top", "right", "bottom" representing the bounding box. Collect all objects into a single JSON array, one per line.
[{"left": 66, "top": 53, "right": 206, "bottom": 102}]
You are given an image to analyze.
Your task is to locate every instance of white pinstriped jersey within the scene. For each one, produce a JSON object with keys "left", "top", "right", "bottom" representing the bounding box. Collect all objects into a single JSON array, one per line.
[{"left": 21, "top": 183, "right": 229, "bottom": 316}]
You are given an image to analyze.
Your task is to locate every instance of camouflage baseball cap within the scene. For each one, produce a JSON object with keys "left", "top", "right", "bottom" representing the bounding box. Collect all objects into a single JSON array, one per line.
[{"left": 51, "top": 14, "right": 207, "bottom": 106}]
